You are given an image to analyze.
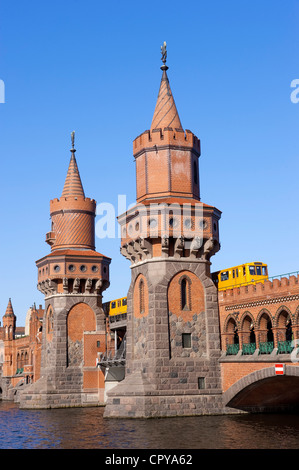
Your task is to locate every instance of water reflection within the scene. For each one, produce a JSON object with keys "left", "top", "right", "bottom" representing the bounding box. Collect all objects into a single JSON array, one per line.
[{"left": 0, "top": 401, "right": 299, "bottom": 449}]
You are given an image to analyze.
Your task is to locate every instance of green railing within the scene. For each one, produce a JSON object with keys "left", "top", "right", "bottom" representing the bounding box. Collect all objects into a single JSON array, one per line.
[
  {"left": 226, "top": 343, "right": 240, "bottom": 355},
  {"left": 259, "top": 341, "right": 274, "bottom": 355},
  {"left": 226, "top": 339, "right": 299, "bottom": 356},
  {"left": 277, "top": 340, "right": 294, "bottom": 354},
  {"left": 242, "top": 342, "right": 256, "bottom": 355},
  {"left": 15, "top": 368, "right": 24, "bottom": 375}
]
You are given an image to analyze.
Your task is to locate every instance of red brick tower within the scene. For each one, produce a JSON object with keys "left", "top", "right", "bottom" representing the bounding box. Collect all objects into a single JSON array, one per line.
[
  {"left": 2, "top": 299, "right": 16, "bottom": 379},
  {"left": 2, "top": 299, "right": 16, "bottom": 341},
  {"left": 20, "top": 132, "right": 111, "bottom": 409},
  {"left": 105, "top": 45, "right": 225, "bottom": 418}
]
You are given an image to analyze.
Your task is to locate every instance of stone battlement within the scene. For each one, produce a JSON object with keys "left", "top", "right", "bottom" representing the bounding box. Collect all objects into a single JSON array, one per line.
[{"left": 133, "top": 128, "right": 201, "bottom": 157}]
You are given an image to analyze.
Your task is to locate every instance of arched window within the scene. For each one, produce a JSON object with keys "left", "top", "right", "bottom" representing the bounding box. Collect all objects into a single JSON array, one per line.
[
  {"left": 139, "top": 279, "right": 145, "bottom": 314},
  {"left": 180, "top": 277, "right": 191, "bottom": 310},
  {"left": 181, "top": 279, "right": 187, "bottom": 309}
]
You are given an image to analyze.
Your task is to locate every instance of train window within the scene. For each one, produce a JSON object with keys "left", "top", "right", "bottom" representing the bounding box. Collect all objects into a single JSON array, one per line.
[
  {"left": 221, "top": 271, "right": 229, "bottom": 281},
  {"left": 122, "top": 298, "right": 127, "bottom": 306},
  {"left": 118, "top": 300, "right": 121, "bottom": 307},
  {"left": 262, "top": 266, "right": 267, "bottom": 276},
  {"left": 236, "top": 269, "right": 239, "bottom": 278},
  {"left": 243, "top": 267, "right": 246, "bottom": 276},
  {"left": 249, "top": 266, "right": 255, "bottom": 275},
  {"left": 233, "top": 270, "right": 235, "bottom": 279},
  {"left": 256, "top": 266, "right": 262, "bottom": 276},
  {"left": 111, "top": 302, "right": 116, "bottom": 309}
]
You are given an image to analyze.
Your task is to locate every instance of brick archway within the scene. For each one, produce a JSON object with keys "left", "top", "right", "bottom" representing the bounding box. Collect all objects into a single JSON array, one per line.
[{"left": 223, "top": 365, "right": 299, "bottom": 412}]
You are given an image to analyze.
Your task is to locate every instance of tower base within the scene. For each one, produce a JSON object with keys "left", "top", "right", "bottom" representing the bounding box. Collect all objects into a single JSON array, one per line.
[
  {"left": 19, "top": 373, "right": 105, "bottom": 409},
  {"left": 104, "top": 370, "right": 226, "bottom": 418}
]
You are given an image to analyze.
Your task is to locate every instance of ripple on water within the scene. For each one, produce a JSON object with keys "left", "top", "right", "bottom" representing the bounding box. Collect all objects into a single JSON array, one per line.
[{"left": 0, "top": 402, "right": 299, "bottom": 449}]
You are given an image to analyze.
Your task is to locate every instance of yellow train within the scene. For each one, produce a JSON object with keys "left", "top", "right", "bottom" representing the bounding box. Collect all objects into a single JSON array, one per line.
[
  {"left": 104, "top": 262, "right": 269, "bottom": 315},
  {"left": 212, "top": 262, "right": 268, "bottom": 291},
  {"left": 103, "top": 296, "right": 127, "bottom": 316}
]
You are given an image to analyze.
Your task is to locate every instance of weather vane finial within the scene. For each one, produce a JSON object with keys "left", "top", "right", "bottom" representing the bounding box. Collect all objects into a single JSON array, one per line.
[
  {"left": 71, "top": 130, "right": 76, "bottom": 153},
  {"left": 160, "top": 41, "right": 168, "bottom": 71},
  {"left": 161, "top": 41, "right": 167, "bottom": 64}
]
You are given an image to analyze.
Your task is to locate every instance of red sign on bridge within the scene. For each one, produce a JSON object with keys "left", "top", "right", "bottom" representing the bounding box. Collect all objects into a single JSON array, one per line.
[{"left": 275, "top": 363, "right": 285, "bottom": 375}]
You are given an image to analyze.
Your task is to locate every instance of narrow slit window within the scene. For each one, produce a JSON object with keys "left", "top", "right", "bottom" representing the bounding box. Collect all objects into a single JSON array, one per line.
[
  {"left": 181, "top": 278, "right": 187, "bottom": 310},
  {"left": 140, "top": 279, "right": 145, "bottom": 314}
]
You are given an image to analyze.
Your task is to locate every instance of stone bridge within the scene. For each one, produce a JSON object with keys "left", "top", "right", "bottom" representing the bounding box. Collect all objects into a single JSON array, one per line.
[{"left": 219, "top": 272, "right": 299, "bottom": 412}]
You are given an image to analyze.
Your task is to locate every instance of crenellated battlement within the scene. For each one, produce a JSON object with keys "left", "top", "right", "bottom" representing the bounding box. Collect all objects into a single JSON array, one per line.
[
  {"left": 219, "top": 274, "right": 299, "bottom": 305},
  {"left": 50, "top": 196, "right": 96, "bottom": 214},
  {"left": 133, "top": 127, "right": 201, "bottom": 157}
]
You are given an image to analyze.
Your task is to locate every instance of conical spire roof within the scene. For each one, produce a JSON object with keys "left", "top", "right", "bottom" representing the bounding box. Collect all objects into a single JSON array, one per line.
[
  {"left": 61, "top": 132, "right": 85, "bottom": 198},
  {"left": 150, "top": 65, "right": 183, "bottom": 132},
  {"left": 4, "top": 298, "right": 15, "bottom": 318}
]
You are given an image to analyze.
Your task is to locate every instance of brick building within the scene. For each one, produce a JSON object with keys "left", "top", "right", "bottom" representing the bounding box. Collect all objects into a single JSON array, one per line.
[{"left": 0, "top": 300, "right": 43, "bottom": 400}]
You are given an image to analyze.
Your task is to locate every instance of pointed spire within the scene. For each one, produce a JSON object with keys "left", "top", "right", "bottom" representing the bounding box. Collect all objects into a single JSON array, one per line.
[
  {"left": 4, "top": 298, "right": 15, "bottom": 317},
  {"left": 151, "top": 42, "right": 183, "bottom": 131},
  {"left": 61, "top": 131, "right": 85, "bottom": 198}
]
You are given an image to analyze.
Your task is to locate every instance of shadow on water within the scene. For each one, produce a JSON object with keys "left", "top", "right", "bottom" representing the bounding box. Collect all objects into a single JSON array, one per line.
[{"left": 0, "top": 401, "right": 299, "bottom": 449}]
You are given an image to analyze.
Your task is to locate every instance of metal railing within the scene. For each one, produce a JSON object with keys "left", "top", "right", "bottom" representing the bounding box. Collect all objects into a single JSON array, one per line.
[
  {"left": 258, "top": 341, "right": 274, "bottom": 355},
  {"left": 242, "top": 343, "right": 256, "bottom": 355},
  {"left": 226, "top": 344, "right": 240, "bottom": 355},
  {"left": 226, "top": 340, "right": 298, "bottom": 356},
  {"left": 277, "top": 340, "right": 294, "bottom": 354}
]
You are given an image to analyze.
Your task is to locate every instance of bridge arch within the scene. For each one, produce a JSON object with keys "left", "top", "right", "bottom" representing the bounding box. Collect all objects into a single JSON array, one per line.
[
  {"left": 273, "top": 305, "right": 293, "bottom": 328},
  {"left": 223, "top": 365, "right": 299, "bottom": 413}
]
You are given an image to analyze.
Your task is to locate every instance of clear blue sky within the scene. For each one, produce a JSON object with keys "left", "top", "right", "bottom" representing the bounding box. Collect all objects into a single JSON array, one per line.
[{"left": 1, "top": 0, "right": 299, "bottom": 326}]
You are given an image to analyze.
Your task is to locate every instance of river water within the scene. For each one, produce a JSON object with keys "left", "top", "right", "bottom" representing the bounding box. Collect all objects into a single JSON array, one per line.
[{"left": 0, "top": 401, "right": 299, "bottom": 450}]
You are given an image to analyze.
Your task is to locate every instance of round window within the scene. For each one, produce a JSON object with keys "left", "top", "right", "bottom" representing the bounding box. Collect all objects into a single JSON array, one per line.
[
  {"left": 53, "top": 265, "right": 60, "bottom": 273},
  {"left": 68, "top": 264, "right": 75, "bottom": 272},
  {"left": 80, "top": 265, "right": 87, "bottom": 272},
  {"left": 91, "top": 265, "right": 98, "bottom": 273}
]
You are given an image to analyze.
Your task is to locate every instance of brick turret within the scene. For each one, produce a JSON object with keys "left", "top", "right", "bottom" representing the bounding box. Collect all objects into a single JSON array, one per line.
[
  {"left": 37, "top": 134, "right": 110, "bottom": 296},
  {"left": 105, "top": 45, "right": 225, "bottom": 418},
  {"left": 20, "top": 132, "right": 111, "bottom": 409},
  {"left": 45, "top": 142, "right": 96, "bottom": 251},
  {"left": 134, "top": 62, "right": 201, "bottom": 204},
  {"left": 3, "top": 298, "right": 16, "bottom": 341}
]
